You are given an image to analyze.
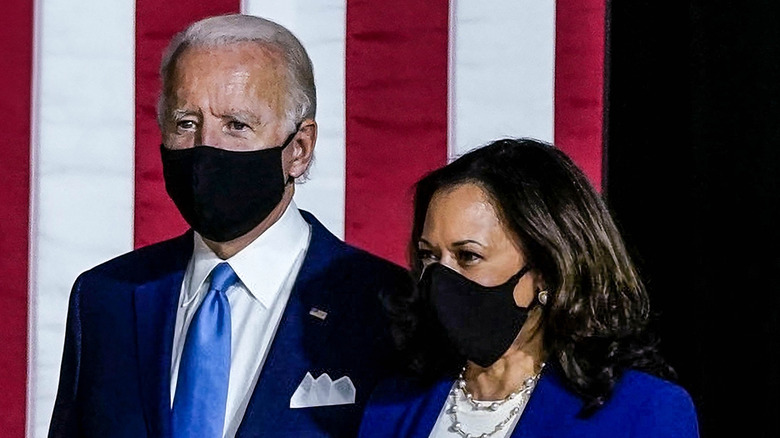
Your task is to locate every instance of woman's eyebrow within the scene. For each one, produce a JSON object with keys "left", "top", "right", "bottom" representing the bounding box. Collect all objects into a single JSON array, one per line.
[
  {"left": 452, "top": 239, "right": 484, "bottom": 248},
  {"left": 417, "top": 238, "right": 432, "bottom": 247}
]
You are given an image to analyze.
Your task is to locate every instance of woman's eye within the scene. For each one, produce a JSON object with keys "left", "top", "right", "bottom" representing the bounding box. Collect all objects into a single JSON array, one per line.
[
  {"left": 417, "top": 249, "right": 438, "bottom": 264},
  {"left": 456, "top": 250, "right": 481, "bottom": 264}
]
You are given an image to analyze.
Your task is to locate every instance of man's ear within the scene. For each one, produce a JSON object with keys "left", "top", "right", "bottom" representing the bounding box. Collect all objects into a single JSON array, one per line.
[{"left": 287, "top": 118, "right": 317, "bottom": 179}]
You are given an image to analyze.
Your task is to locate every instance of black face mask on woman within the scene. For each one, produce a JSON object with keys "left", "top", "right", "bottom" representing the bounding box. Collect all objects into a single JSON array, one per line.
[
  {"left": 419, "top": 263, "right": 540, "bottom": 368},
  {"left": 160, "top": 129, "right": 298, "bottom": 242}
]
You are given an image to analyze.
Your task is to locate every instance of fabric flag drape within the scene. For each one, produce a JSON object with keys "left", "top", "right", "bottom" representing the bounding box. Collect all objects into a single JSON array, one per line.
[{"left": 0, "top": 0, "right": 604, "bottom": 436}]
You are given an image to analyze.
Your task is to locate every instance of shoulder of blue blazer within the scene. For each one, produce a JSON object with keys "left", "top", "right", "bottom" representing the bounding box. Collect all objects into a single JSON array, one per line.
[{"left": 74, "top": 229, "right": 194, "bottom": 290}]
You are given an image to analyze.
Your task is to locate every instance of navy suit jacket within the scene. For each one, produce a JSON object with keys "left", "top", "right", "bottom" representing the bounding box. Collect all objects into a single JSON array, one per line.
[
  {"left": 49, "top": 211, "right": 412, "bottom": 437},
  {"left": 359, "top": 367, "right": 700, "bottom": 438}
]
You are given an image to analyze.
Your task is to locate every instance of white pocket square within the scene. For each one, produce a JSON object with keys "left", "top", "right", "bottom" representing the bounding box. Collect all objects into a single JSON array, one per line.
[{"left": 290, "top": 372, "right": 356, "bottom": 408}]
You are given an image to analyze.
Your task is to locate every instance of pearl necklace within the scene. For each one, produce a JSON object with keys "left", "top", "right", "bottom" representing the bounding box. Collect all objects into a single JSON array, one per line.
[{"left": 446, "top": 363, "right": 544, "bottom": 438}]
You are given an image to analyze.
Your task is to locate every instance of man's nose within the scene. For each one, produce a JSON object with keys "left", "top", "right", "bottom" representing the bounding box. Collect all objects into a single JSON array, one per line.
[{"left": 196, "top": 120, "right": 221, "bottom": 146}]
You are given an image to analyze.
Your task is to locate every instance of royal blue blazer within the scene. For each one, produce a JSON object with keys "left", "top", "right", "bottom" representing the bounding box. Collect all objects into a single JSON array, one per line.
[
  {"left": 359, "top": 367, "right": 700, "bottom": 438},
  {"left": 48, "top": 211, "right": 411, "bottom": 438}
]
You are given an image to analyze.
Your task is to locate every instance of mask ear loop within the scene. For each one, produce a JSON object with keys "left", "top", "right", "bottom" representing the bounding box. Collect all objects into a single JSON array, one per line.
[
  {"left": 279, "top": 122, "right": 302, "bottom": 151},
  {"left": 417, "top": 261, "right": 437, "bottom": 281},
  {"left": 504, "top": 264, "right": 533, "bottom": 288}
]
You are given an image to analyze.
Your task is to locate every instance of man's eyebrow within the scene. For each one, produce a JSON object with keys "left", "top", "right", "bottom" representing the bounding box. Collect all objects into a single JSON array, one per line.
[
  {"left": 222, "top": 111, "right": 263, "bottom": 125},
  {"left": 170, "top": 109, "right": 197, "bottom": 120}
]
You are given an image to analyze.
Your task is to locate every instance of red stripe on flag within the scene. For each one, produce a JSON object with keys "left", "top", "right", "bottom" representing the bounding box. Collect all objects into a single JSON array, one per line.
[
  {"left": 555, "top": 0, "right": 606, "bottom": 190},
  {"left": 134, "top": 1, "right": 240, "bottom": 248},
  {"left": 345, "top": 0, "right": 450, "bottom": 267},
  {"left": 0, "top": 0, "right": 33, "bottom": 434}
]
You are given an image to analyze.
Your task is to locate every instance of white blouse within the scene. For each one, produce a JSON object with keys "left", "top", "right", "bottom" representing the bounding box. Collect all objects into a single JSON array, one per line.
[{"left": 428, "top": 381, "right": 536, "bottom": 438}]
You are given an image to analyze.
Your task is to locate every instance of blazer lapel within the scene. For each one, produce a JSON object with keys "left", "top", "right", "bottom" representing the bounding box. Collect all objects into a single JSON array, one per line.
[
  {"left": 510, "top": 367, "right": 581, "bottom": 437},
  {"left": 407, "top": 380, "right": 453, "bottom": 438},
  {"left": 235, "top": 278, "right": 315, "bottom": 436},
  {"left": 237, "top": 213, "right": 345, "bottom": 436},
  {"left": 134, "top": 260, "right": 187, "bottom": 437}
]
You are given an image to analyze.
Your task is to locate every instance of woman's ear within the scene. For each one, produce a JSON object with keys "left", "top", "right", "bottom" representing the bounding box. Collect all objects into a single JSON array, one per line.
[{"left": 514, "top": 268, "right": 542, "bottom": 308}]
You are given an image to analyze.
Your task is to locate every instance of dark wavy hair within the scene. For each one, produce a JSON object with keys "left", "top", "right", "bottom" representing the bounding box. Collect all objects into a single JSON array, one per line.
[{"left": 383, "top": 138, "right": 675, "bottom": 416}]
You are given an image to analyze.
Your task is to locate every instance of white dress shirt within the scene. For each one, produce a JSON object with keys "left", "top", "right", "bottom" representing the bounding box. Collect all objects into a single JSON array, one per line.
[{"left": 170, "top": 202, "right": 311, "bottom": 438}]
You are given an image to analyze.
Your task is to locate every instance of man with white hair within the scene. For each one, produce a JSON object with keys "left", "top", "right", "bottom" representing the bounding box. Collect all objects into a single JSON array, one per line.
[{"left": 49, "top": 14, "right": 410, "bottom": 438}]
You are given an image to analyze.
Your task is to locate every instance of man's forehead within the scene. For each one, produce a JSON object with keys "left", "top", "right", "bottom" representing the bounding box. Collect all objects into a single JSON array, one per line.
[
  {"left": 164, "top": 44, "right": 288, "bottom": 117},
  {"left": 177, "top": 41, "right": 285, "bottom": 66},
  {"left": 170, "top": 42, "right": 287, "bottom": 87}
]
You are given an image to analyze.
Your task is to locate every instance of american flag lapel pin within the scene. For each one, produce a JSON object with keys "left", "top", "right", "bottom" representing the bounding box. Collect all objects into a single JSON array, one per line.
[{"left": 309, "top": 307, "right": 328, "bottom": 320}]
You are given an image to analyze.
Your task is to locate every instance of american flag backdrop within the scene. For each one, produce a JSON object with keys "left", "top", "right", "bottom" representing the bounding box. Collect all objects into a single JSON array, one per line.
[{"left": 0, "top": 0, "right": 605, "bottom": 436}]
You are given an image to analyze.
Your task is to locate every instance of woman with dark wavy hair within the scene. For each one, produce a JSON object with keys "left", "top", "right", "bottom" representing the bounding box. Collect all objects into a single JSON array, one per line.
[{"left": 359, "top": 138, "right": 698, "bottom": 438}]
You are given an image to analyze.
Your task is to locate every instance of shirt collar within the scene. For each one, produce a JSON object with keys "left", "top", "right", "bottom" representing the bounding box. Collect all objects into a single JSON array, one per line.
[{"left": 183, "top": 201, "right": 311, "bottom": 308}]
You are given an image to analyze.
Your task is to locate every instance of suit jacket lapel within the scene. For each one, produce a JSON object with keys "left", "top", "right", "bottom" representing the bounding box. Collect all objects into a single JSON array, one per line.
[
  {"left": 408, "top": 380, "right": 453, "bottom": 438},
  {"left": 510, "top": 367, "right": 581, "bottom": 437},
  {"left": 133, "top": 234, "right": 192, "bottom": 437},
  {"left": 237, "top": 212, "right": 344, "bottom": 436}
]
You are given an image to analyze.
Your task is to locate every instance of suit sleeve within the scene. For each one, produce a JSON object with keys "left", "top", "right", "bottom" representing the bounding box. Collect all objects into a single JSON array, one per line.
[{"left": 48, "top": 275, "right": 85, "bottom": 437}]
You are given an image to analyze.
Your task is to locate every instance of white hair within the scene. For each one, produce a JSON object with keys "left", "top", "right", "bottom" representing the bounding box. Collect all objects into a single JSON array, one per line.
[{"left": 157, "top": 14, "right": 316, "bottom": 131}]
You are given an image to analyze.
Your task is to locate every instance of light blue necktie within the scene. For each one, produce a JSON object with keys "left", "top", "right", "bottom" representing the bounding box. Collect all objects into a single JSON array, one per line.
[{"left": 172, "top": 262, "right": 236, "bottom": 438}]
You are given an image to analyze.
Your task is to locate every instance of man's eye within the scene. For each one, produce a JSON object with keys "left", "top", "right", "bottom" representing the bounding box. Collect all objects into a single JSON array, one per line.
[
  {"left": 176, "top": 120, "right": 196, "bottom": 130},
  {"left": 228, "top": 121, "right": 250, "bottom": 131}
]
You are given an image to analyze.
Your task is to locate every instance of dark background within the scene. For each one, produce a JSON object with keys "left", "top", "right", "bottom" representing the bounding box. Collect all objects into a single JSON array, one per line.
[{"left": 605, "top": 1, "right": 780, "bottom": 437}]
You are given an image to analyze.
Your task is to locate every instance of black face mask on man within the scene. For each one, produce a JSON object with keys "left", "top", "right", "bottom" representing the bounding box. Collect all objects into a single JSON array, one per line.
[
  {"left": 160, "top": 129, "right": 298, "bottom": 242},
  {"left": 419, "top": 263, "right": 544, "bottom": 368}
]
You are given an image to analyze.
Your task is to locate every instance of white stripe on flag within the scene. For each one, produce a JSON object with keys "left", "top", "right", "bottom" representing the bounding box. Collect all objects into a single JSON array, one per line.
[
  {"left": 448, "top": 0, "right": 556, "bottom": 159},
  {"left": 30, "top": 0, "right": 136, "bottom": 436},
  {"left": 244, "top": 0, "right": 348, "bottom": 239}
]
